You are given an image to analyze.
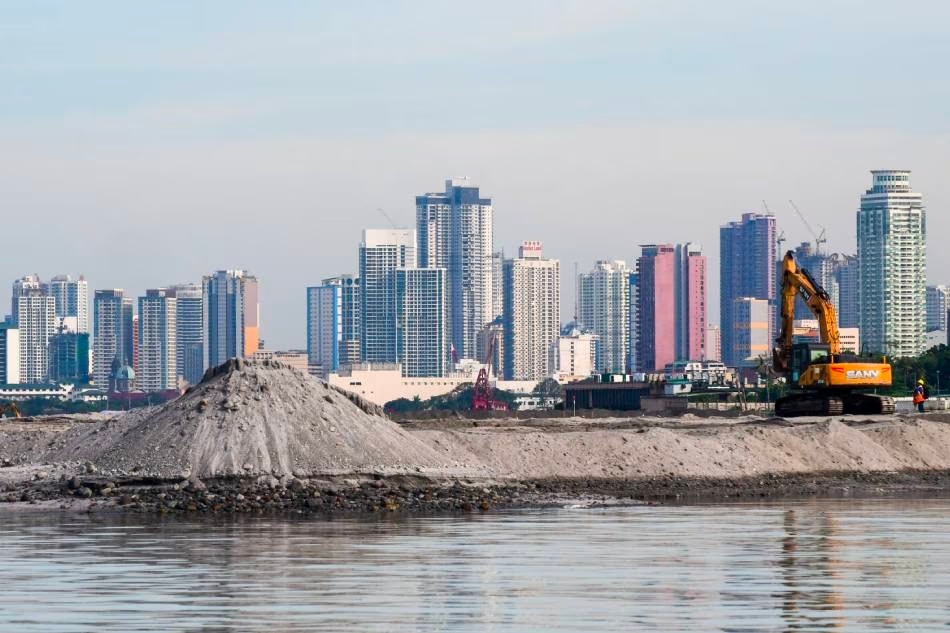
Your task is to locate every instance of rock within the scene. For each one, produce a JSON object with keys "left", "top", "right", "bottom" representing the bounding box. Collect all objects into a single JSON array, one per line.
[
  {"left": 77, "top": 487, "right": 93, "bottom": 498},
  {"left": 83, "top": 462, "right": 98, "bottom": 474},
  {"left": 33, "top": 471, "right": 48, "bottom": 481},
  {"left": 67, "top": 476, "right": 81, "bottom": 490}
]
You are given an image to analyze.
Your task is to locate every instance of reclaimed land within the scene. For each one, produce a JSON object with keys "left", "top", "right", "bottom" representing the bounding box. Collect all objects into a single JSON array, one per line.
[{"left": 2, "top": 359, "right": 950, "bottom": 515}]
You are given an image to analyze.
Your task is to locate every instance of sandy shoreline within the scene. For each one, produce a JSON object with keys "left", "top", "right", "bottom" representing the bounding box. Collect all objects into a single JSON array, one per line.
[{"left": 4, "top": 360, "right": 950, "bottom": 516}]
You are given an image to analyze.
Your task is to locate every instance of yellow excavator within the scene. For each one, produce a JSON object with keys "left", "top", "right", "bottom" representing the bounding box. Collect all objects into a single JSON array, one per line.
[
  {"left": 772, "top": 250, "right": 895, "bottom": 416},
  {"left": 0, "top": 402, "right": 22, "bottom": 418}
]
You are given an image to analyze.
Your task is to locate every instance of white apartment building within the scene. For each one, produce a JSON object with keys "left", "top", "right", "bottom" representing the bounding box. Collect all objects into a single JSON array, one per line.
[
  {"left": 578, "top": 260, "right": 630, "bottom": 374},
  {"left": 138, "top": 289, "right": 177, "bottom": 392},
  {"left": 359, "top": 229, "right": 416, "bottom": 365},
  {"left": 93, "top": 289, "right": 134, "bottom": 387},
  {"left": 48, "top": 274, "right": 89, "bottom": 334},
  {"left": 395, "top": 267, "right": 448, "bottom": 377},
  {"left": 0, "top": 324, "right": 20, "bottom": 385},
  {"left": 16, "top": 291, "right": 55, "bottom": 383},
  {"left": 857, "top": 170, "right": 926, "bottom": 358},
  {"left": 557, "top": 329, "right": 597, "bottom": 381},
  {"left": 502, "top": 241, "right": 560, "bottom": 381},
  {"left": 167, "top": 283, "right": 204, "bottom": 386}
]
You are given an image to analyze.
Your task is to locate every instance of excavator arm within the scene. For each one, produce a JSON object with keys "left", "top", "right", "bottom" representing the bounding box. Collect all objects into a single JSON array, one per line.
[{"left": 773, "top": 250, "right": 841, "bottom": 374}]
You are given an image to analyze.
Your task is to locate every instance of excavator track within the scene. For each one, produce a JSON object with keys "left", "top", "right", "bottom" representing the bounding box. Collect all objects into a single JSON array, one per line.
[
  {"left": 774, "top": 394, "right": 844, "bottom": 417},
  {"left": 841, "top": 393, "right": 895, "bottom": 415},
  {"left": 775, "top": 393, "right": 895, "bottom": 417}
]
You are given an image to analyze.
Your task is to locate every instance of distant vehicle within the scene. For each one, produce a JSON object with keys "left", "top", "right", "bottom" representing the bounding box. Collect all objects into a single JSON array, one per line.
[{"left": 772, "top": 250, "right": 894, "bottom": 416}]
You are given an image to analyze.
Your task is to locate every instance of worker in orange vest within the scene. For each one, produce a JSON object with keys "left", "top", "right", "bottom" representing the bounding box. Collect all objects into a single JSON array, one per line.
[{"left": 913, "top": 379, "right": 927, "bottom": 413}]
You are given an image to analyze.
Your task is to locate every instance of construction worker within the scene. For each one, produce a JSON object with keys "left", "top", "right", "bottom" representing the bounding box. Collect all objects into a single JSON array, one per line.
[{"left": 913, "top": 379, "right": 928, "bottom": 413}]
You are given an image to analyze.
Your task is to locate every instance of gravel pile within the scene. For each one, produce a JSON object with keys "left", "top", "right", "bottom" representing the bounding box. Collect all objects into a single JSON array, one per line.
[{"left": 86, "top": 358, "right": 475, "bottom": 480}]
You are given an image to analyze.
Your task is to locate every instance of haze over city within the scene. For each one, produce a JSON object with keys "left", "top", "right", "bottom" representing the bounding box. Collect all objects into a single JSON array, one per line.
[{"left": 4, "top": 1, "right": 950, "bottom": 349}]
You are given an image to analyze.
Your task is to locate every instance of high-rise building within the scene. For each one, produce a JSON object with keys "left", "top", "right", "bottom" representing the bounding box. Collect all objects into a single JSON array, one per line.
[
  {"left": 167, "top": 284, "right": 204, "bottom": 386},
  {"left": 48, "top": 275, "right": 89, "bottom": 333},
  {"left": 48, "top": 331, "right": 90, "bottom": 383},
  {"left": 705, "top": 324, "right": 722, "bottom": 362},
  {"left": 578, "top": 260, "right": 630, "bottom": 374},
  {"left": 11, "top": 274, "right": 44, "bottom": 324},
  {"left": 733, "top": 297, "right": 770, "bottom": 367},
  {"left": 628, "top": 273, "right": 639, "bottom": 372},
  {"left": 857, "top": 170, "right": 926, "bottom": 357},
  {"left": 788, "top": 244, "right": 844, "bottom": 322},
  {"left": 926, "top": 285, "right": 949, "bottom": 333},
  {"left": 93, "top": 290, "right": 134, "bottom": 387},
  {"left": 0, "top": 324, "right": 20, "bottom": 385},
  {"left": 359, "top": 229, "right": 416, "bottom": 364},
  {"left": 491, "top": 251, "right": 504, "bottom": 321},
  {"left": 16, "top": 290, "right": 56, "bottom": 383},
  {"left": 636, "top": 243, "right": 707, "bottom": 372},
  {"left": 307, "top": 278, "right": 342, "bottom": 379},
  {"left": 131, "top": 315, "right": 139, "bottom": 375},
  {"left": 836, "top": 254, "right": 860, "bottom": 329},
  {"left": 720, "top": 213, "right": 776, "bottom": 366},
  {"left": 395, "top": 267, "right": 448, "bottom": 377},
  {"left": 202, "top": 270, "right": 260, "bottom": 369},
  {"left": 502, "top": 241, "right": 560, "bottom": 381},
  {"left": 306, "top": 274, "right": 360, "bottom": 379},
  {"left": 138, "top": 289, "right": 177, "bottom": 392},
  {"left": 416, "top": 178, "right": 494, "bottom": 360}
]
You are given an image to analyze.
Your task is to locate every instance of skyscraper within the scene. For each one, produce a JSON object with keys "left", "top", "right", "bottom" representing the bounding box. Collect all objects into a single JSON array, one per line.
[
  {"left": 0, "top": 324, "right": 21, "bottom": 385},
  {"left": 857, "top": 170, "right": 926, "bottom": 357},
  {"left": 578, "top": 260, "right": 630, "bottom": 374},
  {"left": 48, "top": 331, "right": 90, "bottom": 383},
  {"left": 138, "top": 289, "right": 177, "bottom": 392},
  {"left": 167, "top": 284, "right": 204, "bottom": 386},
  {"left": 16, "top": 290, "right": 55, "bottom": 383},
  {"left": 635, "top": 243, "right": 706, "bottom": 372},
  {"left": 416, "top": 178, "right": 494, "bottom": 360},
  {"left": 836, "top": 254, "right": 860, "bottom": 329},
  {"left": 306, "top": 275, "right": 360, "bottom": 379},
  {"left": 502, "top": 241, "right": 560, "bottom": 381},
  {"left": 48, "top": 275, "right": 89, "bottom": 333},
  {"left": 789, "top": 243, "right": 843, "bottom": 322},
  {"left": 628, "top": 272, "right": 639, "bottom": 372},
  {"left": 11, "top": 274, "right": 44, "bottom": 324},
  {"left": 395, "top": 267, "right": 448, "bottom": 377},
  {"left": 93, "top": 289, "right": 134, "bottom": 387},
  {"left": 926, "top": 285, "right": 948, "bottom": 333},
  {"left": 720, "top": 213, "right": 776, "bottom": 366},
  {"left": 202, "top": 270, "right": 260, "bottom": 369},
  {"left": 359, "top": 229, "right": 416, "bottom": 364},
  {"left": 491, "top": 251, "right": 504, "bottom": 321}
]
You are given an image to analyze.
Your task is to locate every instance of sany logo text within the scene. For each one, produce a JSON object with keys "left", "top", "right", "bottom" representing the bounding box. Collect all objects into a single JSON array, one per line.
[{"left": 846, "top": 370, "right": 880, "bottom": 379}]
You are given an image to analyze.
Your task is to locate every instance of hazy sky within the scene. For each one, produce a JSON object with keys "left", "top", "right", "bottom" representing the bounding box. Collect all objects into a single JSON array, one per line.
[{"left": 3, "top": 1, "right": 950, "bottom": 349}]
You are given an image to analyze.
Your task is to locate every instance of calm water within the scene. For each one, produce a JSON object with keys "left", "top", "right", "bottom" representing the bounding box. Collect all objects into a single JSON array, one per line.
[{"left": 1, "top": 499, "right": 949, "bottom": 632}]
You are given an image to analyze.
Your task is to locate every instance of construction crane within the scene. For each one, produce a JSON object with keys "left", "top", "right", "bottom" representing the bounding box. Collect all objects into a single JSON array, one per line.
[
  {"left": 378, "top": 208, "right": 398, "bottom": 228},
  {"left": 471, "top": 330, "right": 508, "bottom": 411},
  {"left": 0, "top": 403, "right": 22, "bottom": 419},
  {"left": 788, "top": 200, "right": 827, "bottom": 255},
  {"left": 772, "top": 250, "right": 894, "bottom": 416}
]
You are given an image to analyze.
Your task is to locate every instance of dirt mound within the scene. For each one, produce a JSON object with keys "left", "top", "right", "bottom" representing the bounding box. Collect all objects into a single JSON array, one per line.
[{"left": 92, "top": 359, "right": 471, "bottom": 479}]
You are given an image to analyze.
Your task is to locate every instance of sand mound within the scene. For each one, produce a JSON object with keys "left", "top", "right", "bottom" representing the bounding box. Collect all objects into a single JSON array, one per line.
[{"left": 91, "top": 359, "right": 466, "bottom": 479}]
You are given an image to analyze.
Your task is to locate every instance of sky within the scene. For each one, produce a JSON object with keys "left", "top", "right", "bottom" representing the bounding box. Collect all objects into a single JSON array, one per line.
[{"left": 3, "top": 1, "right": 950, "bottom": 349}]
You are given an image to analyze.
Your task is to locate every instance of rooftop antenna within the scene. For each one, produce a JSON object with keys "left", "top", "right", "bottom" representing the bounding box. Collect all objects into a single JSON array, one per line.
[{"left": 788, "top": 200, "right": 827, "bottom": 255}]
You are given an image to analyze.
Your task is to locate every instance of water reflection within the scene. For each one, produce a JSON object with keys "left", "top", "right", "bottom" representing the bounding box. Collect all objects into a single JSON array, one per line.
[{"left": 0, "top": 500, "right": 948, "bottom": 632}]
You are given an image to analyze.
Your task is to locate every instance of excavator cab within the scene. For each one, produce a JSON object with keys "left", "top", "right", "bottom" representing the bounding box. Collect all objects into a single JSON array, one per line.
[{"left": 789, "top": 342, "right": 830, "bottom": 385}]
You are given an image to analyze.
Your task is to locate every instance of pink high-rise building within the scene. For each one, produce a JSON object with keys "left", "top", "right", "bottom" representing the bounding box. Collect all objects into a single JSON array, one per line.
[{"left": 637, "top": 243, "right": 707, "bottom": 372}]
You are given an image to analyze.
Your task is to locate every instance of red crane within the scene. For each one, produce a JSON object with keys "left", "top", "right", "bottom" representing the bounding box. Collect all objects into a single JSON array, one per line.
[{"left": 471, "top": 330, "right": 508, "bottom": 411}]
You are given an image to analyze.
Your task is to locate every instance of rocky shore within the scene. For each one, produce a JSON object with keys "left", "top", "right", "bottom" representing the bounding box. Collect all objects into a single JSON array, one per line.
[{"left": 4, "top": 359, "right": 950, "bottom": 516}]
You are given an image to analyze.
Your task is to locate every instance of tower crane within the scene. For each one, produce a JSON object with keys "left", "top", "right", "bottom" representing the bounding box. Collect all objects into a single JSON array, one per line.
[{"left": 788, "top": 200, "right": 827, "bottom": 254}]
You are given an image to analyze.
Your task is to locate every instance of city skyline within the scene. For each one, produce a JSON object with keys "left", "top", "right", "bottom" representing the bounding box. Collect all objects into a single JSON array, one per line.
[{"left": 3, "top": 4, "right": 950, "bottom": 350}]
